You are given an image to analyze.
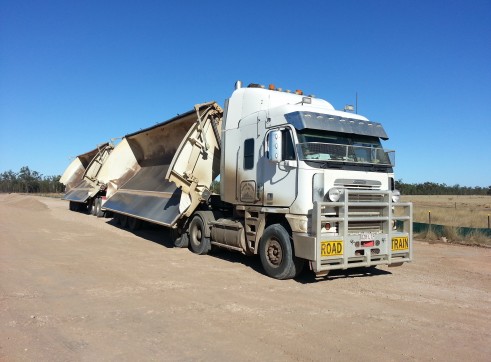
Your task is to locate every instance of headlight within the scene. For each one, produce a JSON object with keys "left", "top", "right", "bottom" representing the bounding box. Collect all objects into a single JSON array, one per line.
[
  {"left": 392, "top": 189, "right": 401, "bottom": 203},
  {"left": 328, "top": 187, "right": 342, "bottom": 202}
]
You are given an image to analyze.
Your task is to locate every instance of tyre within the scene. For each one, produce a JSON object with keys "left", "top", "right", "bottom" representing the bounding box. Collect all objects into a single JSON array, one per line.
[
  {"left": 79, "top": 203, "right": 88, "bottom": 214},
  {"left": 188, "top": 215, "right": 210, "bottom": 255},
  {"left": 95, "top": 198, "right": 105, "bottom": 217},
  {"left": 128, "top": 217, "right": 142, "bottom": 231},
  {"left": 259, "top": 224, "right": 305, "bottom": 280},
  {"left": 69, "top": 201, "right": 76, "bottom": 211},
  {"left": 116, "top": 214, "right": 128, "bottom": 228},
  {"left": 88, "top": 200, "right": 96, "bottom": 216},
  {"left": 173, "top": 231, "right": 189, "bottom": 248}
]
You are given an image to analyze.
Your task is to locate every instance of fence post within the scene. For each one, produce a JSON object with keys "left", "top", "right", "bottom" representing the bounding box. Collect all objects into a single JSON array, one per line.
[
  {"left": 428, "top": 211, "right": 432, "bottom": 232},
  {"left": 488, "top": 214, "right": 490, "bottom": 229}
]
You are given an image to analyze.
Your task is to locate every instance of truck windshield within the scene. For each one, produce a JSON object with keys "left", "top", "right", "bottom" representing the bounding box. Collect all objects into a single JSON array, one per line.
[{"left": 296, "top": 130, "right": 394, "bottom": 166}]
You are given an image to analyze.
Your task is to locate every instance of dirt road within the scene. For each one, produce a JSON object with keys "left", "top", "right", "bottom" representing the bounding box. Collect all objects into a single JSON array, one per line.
[{"left": 1, "top": 194, "right": 490, "bottom": 361}]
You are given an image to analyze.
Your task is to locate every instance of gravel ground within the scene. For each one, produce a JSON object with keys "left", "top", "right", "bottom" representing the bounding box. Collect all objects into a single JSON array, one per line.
[{"left": 1, "top": 194, "right": 490, "bottom": 361}]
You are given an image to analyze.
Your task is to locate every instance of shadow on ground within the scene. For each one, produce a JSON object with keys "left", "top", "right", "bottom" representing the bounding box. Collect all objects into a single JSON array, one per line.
[{"left": 104, "top": 216, "right": 393, "bottom": 283}]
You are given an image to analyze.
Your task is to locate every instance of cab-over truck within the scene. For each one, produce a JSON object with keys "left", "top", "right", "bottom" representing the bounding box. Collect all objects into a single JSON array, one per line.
[{"left": 98, "top": 81, "right": 412, "bottom": 279}]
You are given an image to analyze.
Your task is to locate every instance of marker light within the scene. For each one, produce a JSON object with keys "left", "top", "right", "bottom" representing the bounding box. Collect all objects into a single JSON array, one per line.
[
  {"left": 295, "top": 89, "right": 303, "bottom": 95},
  {"left": 269, "top": 84, "right": 275, "bottom": 90}
]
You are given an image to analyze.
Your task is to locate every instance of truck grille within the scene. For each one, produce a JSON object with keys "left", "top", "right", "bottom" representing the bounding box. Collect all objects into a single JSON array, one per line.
[{"left": 314, "top": 189, "right": 391, "bottom": 235}]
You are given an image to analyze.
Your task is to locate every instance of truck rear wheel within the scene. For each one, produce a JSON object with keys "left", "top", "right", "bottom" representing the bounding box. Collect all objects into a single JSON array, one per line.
[
  {"left": 189, "top": 215, "right": 210, "bottom": 255},
  {"left": 259, "top": 224, "right": 304, "bottom": 280}
]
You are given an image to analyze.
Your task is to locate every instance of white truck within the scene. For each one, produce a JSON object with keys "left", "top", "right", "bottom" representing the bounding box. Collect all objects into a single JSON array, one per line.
[{"left": 91, "top": 81, "right": 412, "bottom": 279}]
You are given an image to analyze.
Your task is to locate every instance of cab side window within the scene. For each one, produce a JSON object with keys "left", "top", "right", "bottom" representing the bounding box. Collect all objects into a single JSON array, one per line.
[{"left": 244, "top": 138, "right": 254, "bottom": 170}]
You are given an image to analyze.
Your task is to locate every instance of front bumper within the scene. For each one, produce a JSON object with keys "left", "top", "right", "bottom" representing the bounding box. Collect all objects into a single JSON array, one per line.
[
  {"left": 292, "top": 190, "right": 413, "bottom": 273},
  {"left": 293, "top": 231, "right": 412, "bottom": 272}
]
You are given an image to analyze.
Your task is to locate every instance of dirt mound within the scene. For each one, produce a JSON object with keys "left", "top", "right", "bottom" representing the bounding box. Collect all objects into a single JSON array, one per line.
[{"left": 0, "top": 194, "right": 48, "bottom": 211}]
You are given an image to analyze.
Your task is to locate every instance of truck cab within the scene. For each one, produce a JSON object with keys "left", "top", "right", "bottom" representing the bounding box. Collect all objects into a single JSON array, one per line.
[{"left": 216, "top": 82, "right": 412, "bottom": 278}]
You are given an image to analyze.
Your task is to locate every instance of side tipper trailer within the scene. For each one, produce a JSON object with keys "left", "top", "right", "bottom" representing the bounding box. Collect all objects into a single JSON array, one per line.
[
  {"left": 102, "top": 102, "right": 222, "bottom": 230},
  {"left": 61, "top": 143, "right": 114, "bottom": 214}
]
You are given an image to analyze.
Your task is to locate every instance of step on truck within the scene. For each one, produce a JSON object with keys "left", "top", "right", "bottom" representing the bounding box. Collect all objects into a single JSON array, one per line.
[
  {"left": 98, "top": 81, "right": 412, "bottom": 279},
  {"left": 61, "top": 143, "right": 114, "bottom": 215}
]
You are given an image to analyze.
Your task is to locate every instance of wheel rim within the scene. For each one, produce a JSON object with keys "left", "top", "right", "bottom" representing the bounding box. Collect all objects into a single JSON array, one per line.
[
  {"left": 265, "top": 238, "right": 283, "bottom": 267},
  {"left": 191, "top": 224, "right": 202, "bottom": 245}
]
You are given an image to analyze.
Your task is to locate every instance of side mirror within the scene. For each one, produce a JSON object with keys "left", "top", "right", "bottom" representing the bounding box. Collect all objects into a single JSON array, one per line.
[{"left": 268, "top": 130, "right": 282, "bottom": 163}]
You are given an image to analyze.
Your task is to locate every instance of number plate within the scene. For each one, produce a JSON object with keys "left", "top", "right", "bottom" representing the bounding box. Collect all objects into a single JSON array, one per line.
[
  {"left": 391, "top": 237, "right": 409, "bottom": 251},
  {"left": 321, "top": 241, "right": 343, "bottom": 257},
  {"left": 360, "top": 233, "right": 373, "bottom": 241}
]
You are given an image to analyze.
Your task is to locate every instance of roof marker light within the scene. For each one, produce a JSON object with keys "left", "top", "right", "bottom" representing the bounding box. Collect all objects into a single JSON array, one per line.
[{"left": 269, "top": 84, "right": 275, "bottom": 90}]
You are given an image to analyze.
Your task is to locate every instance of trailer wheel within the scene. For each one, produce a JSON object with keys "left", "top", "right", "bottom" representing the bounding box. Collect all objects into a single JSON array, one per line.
[
  {"left": 88, "top": 200, "right": 96, "bottom": 216},
  {"left": 128, "top": 217, "right": 142, "bottom": 231},
  {"left": 173, "top": 231, "right": 189, "bottom": 248},
  {"left": 259, "top": 224, "right": 305, "bottom": 280},
  {"left": 189, "top": 215, "right": 210, "bottom": 255},
  {"left": 79, "top": 203, "right": 88, "bottom": 214},
  {"left": 116, "top": 214, "right": 128, "bottom": 228},
  {"left": 95, "top": 198, "right": 104, "bottom": 217}
]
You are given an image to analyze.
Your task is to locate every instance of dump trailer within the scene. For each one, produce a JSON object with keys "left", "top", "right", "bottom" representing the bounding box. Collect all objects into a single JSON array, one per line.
[
  {"left": 102, "top": 102, "right": 222, "bottom": 230},
  {"left": 100, "top": 81, "right": 412, "bottom": 279},
  {"left": 61, "top": 143, "right": 114, "bottom": 213},
  {"left": 60, "top": 145, "right": 102, "bottom": 191}
]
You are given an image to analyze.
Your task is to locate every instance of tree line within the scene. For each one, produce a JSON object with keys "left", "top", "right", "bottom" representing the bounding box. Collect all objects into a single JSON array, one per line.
[
  {"left": 1, "top": 167, "right": 490, "bottom": 196},
  {"left": 0, "top": 166, "right": 64, "bottom": 194},
  {"left": 396, "top": 180, "right": 491, "bottom": 195}
]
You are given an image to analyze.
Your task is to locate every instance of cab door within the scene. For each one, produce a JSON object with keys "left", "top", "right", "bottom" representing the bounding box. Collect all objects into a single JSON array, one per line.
[
  {"left": 236, "top": 112, "right": 266, "bottom": 205},
  {"left": 261, "top": 127, "right": 298, "bottom": 207}
]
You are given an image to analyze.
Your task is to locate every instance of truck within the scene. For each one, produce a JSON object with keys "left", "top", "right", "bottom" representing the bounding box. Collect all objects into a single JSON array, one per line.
[{"left": 64, "top": 81, "right": 413, "bottom": 279}]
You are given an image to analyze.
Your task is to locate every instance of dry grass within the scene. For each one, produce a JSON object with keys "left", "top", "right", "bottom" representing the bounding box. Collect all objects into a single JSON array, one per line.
[
  {"left": 401, "top": 195, "right": 491, "bottom": 246},
  {"left": 402, "top": 195, "right": 491, "bottom": 228}
]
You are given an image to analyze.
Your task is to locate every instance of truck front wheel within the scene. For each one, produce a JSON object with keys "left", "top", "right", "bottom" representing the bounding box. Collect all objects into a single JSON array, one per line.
[
  {"left": 259, "top": 224, "right": 304, "bottom": 280},
  {"left": 189, "top": 215, "right": 210, "bottom": 255}
]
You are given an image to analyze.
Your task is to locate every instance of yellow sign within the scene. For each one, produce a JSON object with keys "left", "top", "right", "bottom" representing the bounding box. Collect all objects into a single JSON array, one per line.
[
  {"left": 392, "top": 237, "right": 409, "bottom": 251},
  {"left": 321, "top": 241, "right": 343, "bottom": 257}
]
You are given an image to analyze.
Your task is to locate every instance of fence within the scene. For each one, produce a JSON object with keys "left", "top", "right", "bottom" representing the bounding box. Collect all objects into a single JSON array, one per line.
[
  {"left": 397, "top": 221, "right": 491, "bottom": 238},
  {"left": 412, "top": 222, "right": 491, "bottom": 237}
]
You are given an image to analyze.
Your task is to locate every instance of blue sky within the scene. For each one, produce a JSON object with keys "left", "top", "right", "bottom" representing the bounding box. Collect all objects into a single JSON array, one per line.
[{"left": 1, "top": 0, "right": 490, "bottom": 186}]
